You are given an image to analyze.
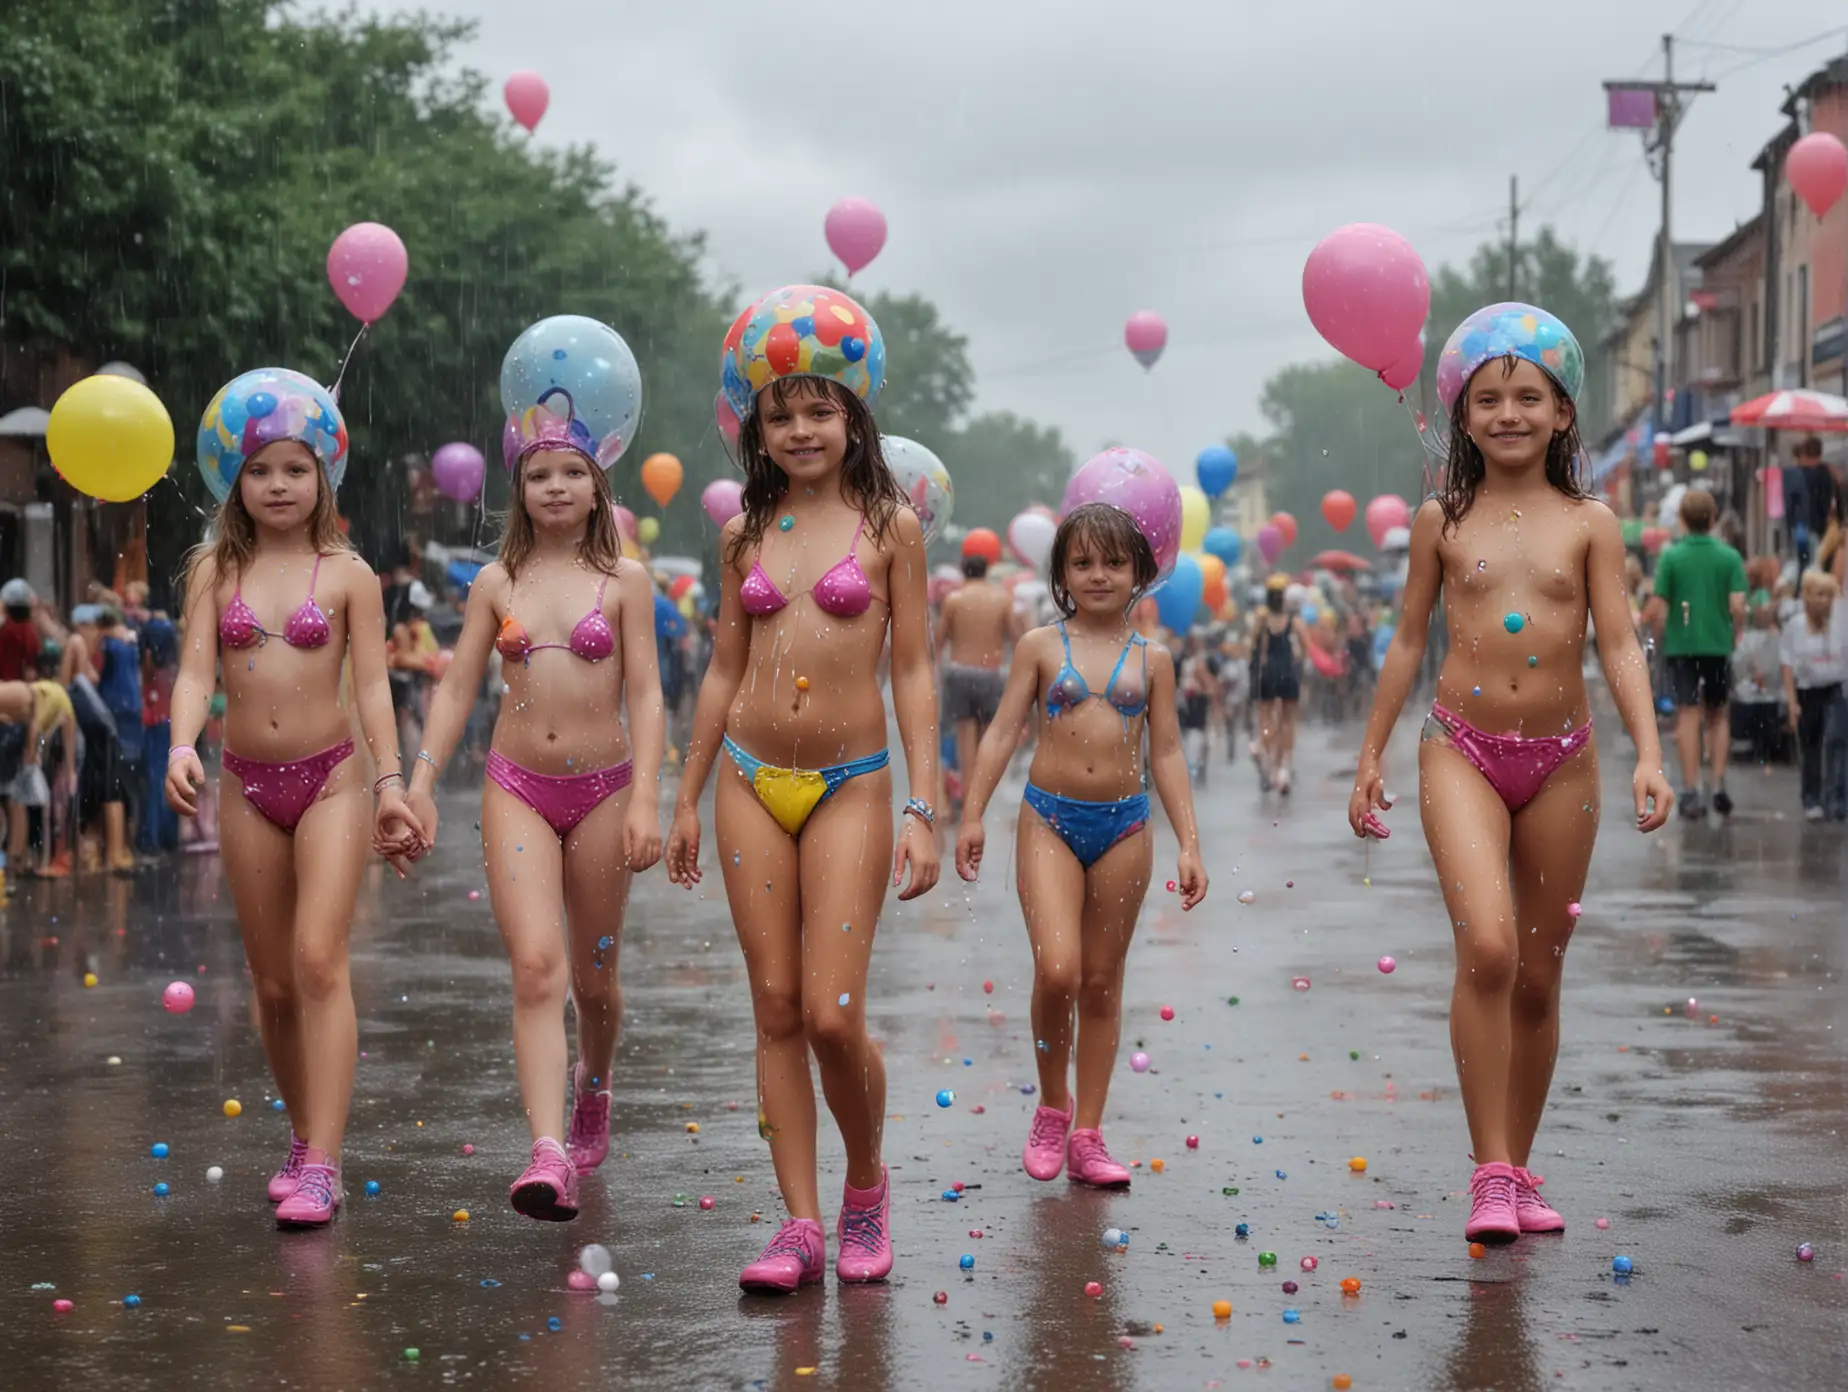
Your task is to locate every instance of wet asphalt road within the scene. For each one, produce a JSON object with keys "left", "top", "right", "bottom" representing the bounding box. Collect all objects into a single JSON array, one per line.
[{"left": 1, "top": 715, "right": 1844, "bottom": 1392}]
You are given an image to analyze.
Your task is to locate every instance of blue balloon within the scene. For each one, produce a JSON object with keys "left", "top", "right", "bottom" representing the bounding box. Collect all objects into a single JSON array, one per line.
[
  {"left": 1203, "top": 526, "right": 1242, "bottom": 566},
  {"left": 500, "top": 315, "right": 643, "bottom": 470},
  {"left": 1153, "top": 553, "right": 1204, "bottom": 631},
  {"left": 1196, "top": 444, "right": 1238, "bottom": 498}
]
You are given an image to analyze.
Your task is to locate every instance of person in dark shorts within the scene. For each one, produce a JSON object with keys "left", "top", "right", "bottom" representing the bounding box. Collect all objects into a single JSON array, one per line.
[
  {"left": 1645, "top": 489, "right": 1747, "bottom": 818},
  {"left": 936, "top": 553, "right": 1018, "bottom": 803},
  {"left": 1249, "top": 577, "right": 1306, "bottom": 794}
]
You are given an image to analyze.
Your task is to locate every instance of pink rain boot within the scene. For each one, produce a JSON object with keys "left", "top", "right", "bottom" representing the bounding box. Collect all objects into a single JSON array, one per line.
[{"left": 1465, "top": 1162, "right": 1520, "bottom": 1244}]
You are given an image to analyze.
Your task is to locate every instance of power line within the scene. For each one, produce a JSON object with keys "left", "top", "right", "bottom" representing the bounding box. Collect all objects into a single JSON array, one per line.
[{"left": 1708, "top": 27, "right": 1848, "bottom": 81}]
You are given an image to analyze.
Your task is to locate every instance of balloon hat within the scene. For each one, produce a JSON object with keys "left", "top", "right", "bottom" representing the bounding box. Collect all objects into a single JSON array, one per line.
[
  {"left": 197, "top": 368, "right": 348, "bottom": 505},
  {"left": 720, "top": 284, "right": 884, "bottom": 421},
  {"left": 1435, "top": 303, "right": 1584, "bottom": 416},
  {"left": 500, "top": 315, "right": 643, "bottom": 470}
]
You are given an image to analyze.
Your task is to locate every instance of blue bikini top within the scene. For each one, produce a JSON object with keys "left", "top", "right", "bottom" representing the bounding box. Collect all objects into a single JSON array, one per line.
[{"left": 1045, "top": 623, "right": 1149, "bottom": 725}]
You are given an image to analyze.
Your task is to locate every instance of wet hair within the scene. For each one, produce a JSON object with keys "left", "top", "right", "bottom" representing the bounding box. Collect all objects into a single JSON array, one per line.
[
  {"left": 1436, "top": 357, "right": 1589, "bottom": 536},
  {"left": 962, "top": 555, "right": 990, "bottom": 580},
  {"left": 726, "top": 377, "right": 906, "bottom": 568},
  {"left": 1047, "top": 503, "right": 1158, "bottom": 617},
  {"left": 498, "top": 448, "right": 624, "bottom": 583},
  {"left": 1679, "top": 488, "right": 1716, "bottom": 534},
  {"left": 182, "top": 441, "right": 353, "bottom": 599}
]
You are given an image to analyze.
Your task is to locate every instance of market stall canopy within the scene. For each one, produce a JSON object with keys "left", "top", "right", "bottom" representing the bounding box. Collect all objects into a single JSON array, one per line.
[
  {"left": 1729, "top": 389, "right": 1848, "bottom": 432},
  {"left": 1311, "top": 550, "right": 1373, "bottom": 571}
]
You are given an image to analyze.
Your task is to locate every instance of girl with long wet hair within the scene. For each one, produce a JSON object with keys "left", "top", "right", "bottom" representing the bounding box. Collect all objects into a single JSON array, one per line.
[
  {"left": 955, "top": 503, "right": 1205, "bottom": 1189},
  {"left": 167, "top": 368, "right": 419, "bottom": 1228},
  {"left": 405, "top": 318, "right": 664, "bottom": 1222},
  {"left": 1348, "top": 304, "right": 1672, "bottom": 1246},
  {"left": 666, "top": 285, "right": 940, "bottom": 1292}
]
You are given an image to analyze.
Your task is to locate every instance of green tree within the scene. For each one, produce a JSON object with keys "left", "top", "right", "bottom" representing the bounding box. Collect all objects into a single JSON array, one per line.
[{"left": 938, "top": 411, "right": 1074, "bottom": 558}]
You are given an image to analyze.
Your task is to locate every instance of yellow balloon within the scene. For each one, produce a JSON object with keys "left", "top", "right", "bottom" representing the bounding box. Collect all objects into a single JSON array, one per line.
[
  {"left": 638, "top": 516, "right": 661, "bottom": 544},
  {"left": 1196, "top": 552, "right": 1226, "bottom": 589},
  {"left": 1178, "top": 485, "right": 1209, "bottom": 554},
  {"left": 47, "top": 375, "right": 174, "bottom": 502},
  {"left": 640, "top": 452, "right": 683, "bottom": 507},
  {"left": 1689, "top": 449, "right": 1710, "bottom": 472}
]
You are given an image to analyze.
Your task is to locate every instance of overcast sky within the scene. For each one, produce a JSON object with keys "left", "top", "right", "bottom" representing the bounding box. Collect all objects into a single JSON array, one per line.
[{"left": 362, "top": 0, "right": 1848, "bottom": 473}]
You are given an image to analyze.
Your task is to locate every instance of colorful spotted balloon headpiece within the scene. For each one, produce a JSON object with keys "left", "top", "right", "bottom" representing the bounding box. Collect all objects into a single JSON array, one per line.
[
  {"left": 1435, "top": 302, "right": 1584, "bottom": 415},
  {"left": 499, "top": 314, "right": 643, "bottom": 471},
  {"left": 501, "top": 388, "right": 599, "bottom": 470},
  {"left": 196, "top": 368, "right": 348, "bottom": 505},
  {"left": 720, "top": 284, "right": 885, "bottom": 421}
]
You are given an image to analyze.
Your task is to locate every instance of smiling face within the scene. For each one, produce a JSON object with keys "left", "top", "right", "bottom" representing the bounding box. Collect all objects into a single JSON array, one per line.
[
  {"left": 1062, "top": 536, "right": 1139, "bottom": 619},
  {"left": 238, "top": 441, "right": 322, "bottom": 531},
  {"left": 1464, "top": 358, "right": 1572, "bottom": 472},
  {"left": 519, "top": 448, "right": 598, "bottom": 535},
  {"left": 758, "top": 379, "right": 850, "bottom": 486}
]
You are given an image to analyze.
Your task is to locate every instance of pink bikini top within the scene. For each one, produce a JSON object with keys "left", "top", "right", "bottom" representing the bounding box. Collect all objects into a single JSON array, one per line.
[
  {"left": 497, "top": 576, "right": 614, "bottom": 665},
  {"left": 219, "top": 555, "right": 331, "bottom": 650},
  {"left": 741, "top": 516, "right": 874, "bottom": 619}
]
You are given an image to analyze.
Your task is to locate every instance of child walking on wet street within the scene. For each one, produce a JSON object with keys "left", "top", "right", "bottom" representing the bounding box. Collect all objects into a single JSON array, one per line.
[
  {"left": 1349, "top": 304, "right": 1671, "bottom": 1246},
  {"left": 956, "top": 502, "right": 1206, "bottom": 1191}
]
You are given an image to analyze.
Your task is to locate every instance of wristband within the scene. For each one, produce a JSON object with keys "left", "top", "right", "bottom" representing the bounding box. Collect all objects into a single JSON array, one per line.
[
  {"left": 903, "top": 797, "right": 935, "bottom": 827},
  {"left": 416, "top": 750, "right": 439, "bottom": 771},
  {"left": 168, "top": 745, "right": 196, "bottom": 763},
  {"left": 373, "top": 772, "right": 405, "bottom": 793}
]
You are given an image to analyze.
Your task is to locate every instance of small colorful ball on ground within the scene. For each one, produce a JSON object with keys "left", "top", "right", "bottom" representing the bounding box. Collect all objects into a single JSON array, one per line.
[
  {"left": 1796, "top": 1243, "right": 1814, "bottom": 1262},
  {"left": 1258, "top": 1251, "right": 1277, "bottom": 1267},
  {"left": 1235, "top": 1223, "right": 1250, "bottom": 1237},
  {"left": 1349, "top": 1156, "right": 1367, "bottom": 1172},
  {"left": 1252, "top": 1135, "right": 1262, "bottom": 1144},
  {"left": 1101, "top": 1227, "right": 1127, "bottom": 1249},
  {"left": 698, "top": 1195, "right": 715, "bottom": 1210},
  {"left": 1212, "top": 1299, "right": 1232, "bottom": 1319},
  {"left": 1333, "top": 1377, "right": 1354, "bottom": 1390},
  {"left": 452, "top": 1209, "right": 470, "bottom": 1222},
  {"left": 1611, "top": 1255, "right": 1633, "bottom": 1275},
  {"left": 1150, "top": 1158, "right": 1165, "bottom": 1173},
  {"left": 1237, "top": 890, "right": 1255, "bottom": 904},
  {"left": 1130, "top": 1052, "right": 1150, "bottom": 1073},
  {"left": 1341, "top": 1276, "right": 1362, "bottom": 1294},
  {"left": 1567, "top": 901, "right": 1582, "bottom": 918},
  {"left": 1282, "top": 1308, "right": 1301, "bottom": 1323},
  {"left": 162, "top": 981, "right": 195, "bottom": 1013},
  {"left": 933, "top": 1290, "right": 948, "bottom": 1305},
  {"left": 546, "top": 1317, "right": 562, "bottom": 1332},
  {"left": 1596, "top": 1217, "right": 1610, "bottom": 1229},
  {"left": 123, "top": 1294, "right": 141, "bottom": 1308},
  {"left": 1301, "top": 1255, "right": 1319, "bottom": 1271},
  {"left": 153, "top": 1182, "right": 170, "bottom": 1196},
  {"left": 567, "top": 1270, "right": 596, "bottom": 1291},
  {"left": 1282, "top": 1280, "right": 1298, "bottom": 1294},
  {"left": 1159, "top": 1005, "right": 1174, "bottom": 1021},
  {"left": 1186, "top": 1135, "right": 1199, "bottom": 1149},
  {"left": 960, "top": 1254, "right": 974, "bottom": 1270},
  {"left": 598, "top": 1271, "right": 619, "bottom": 1293},
  {"left": 983, "top": 980, "right": 993, "bottom": 994},
  {"left": 462, "top": 1143, "right": 475, "bottom": 1156},
  {"left": 151, "top": 1142, "right": 169, "bottom": 1159},
  {"left": 83, "top": 973, "right": 98, "bottom": 988},
  {"left": 1084, "top": 1281, "right": 1102, "bottom": 1297},
  {"left": 1468, "top": 1242, "right": 1485, "bottom": 1258},
  {"left": 365, "top": 1180, "right": 381, "bottom": 1196},
  {"left": 222, "top": 1099, "right": 242, "bottom": 1118},
  {"left": 1377, "top": 956, "right": 1396, "bottom": 974},
  {"left": 936, "top": 1089, "right": 955, "bottom": 1108},
  {"left": 1292, "top": 977, "right": 1311, "bottom": 991},
  {"left": 270, "top": 1099, "right": 285, "bottom": 1112},
  {"left": 206, "top": 1166, "right": 223, "bottom": 1182},
  {"left": 52, "top": 1299, "right": 74, "bottom": 1313}
]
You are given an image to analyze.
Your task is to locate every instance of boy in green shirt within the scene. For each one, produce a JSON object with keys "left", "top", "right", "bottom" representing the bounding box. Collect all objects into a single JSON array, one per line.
[{"left": 1644, "top": 489, "right": 1747, "bottom": 818}]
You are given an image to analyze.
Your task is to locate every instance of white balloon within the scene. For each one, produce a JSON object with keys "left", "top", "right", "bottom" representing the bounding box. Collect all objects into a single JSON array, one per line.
[
  {"left": 596, "top": 1270, "right": 619, "bottom": 1293},
  {"left": 1007, "top": 510, "right": 1058, "bottom": 570},
  {"left": 578, "top": 1243, "right": 613, "bottom": 1277}
]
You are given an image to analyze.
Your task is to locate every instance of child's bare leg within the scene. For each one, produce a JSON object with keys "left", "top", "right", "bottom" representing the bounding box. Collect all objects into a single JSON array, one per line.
[
  {"left": 288, "top": 772, "right": 368, "bottom": 1157},
  {"left": 1420, "top": 739, "right": 1518, "bottom": 1165},
  {"left": 1506, "top": 744, "right": 1599, "bottom": 1168},
  {"left": 1072, "top": 829, "right": 1151, "bottom": 1131},
  {"left": 562, "top": 787, "right": 635, "bottom": 1090},
  {"left": 1016, "top": 808, "right": 1086, "bottom": 1113},
  {"left": 219, "top": 784, "right": 307, "bottom": 1123}
]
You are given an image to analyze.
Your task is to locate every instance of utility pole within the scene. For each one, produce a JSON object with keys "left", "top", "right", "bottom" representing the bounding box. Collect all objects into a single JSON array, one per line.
[
  {"left": 1604, "top": 34, "right": 1715, "bottom": 441},
  {"left": 1508, "top": 174, "right": 1519, "bottom": 301}
]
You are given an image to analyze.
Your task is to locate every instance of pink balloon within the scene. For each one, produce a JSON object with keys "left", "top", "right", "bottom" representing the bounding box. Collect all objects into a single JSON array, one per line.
[
  {"left": 326, "top": 222, "right": 408, "bottom": 325},
  {"left": 701, "top": 479, "right": 744, "bottom": 529},
  {"left": 504, "top": 71, "right": 550, "bottom": 132},
  {"left": 1787, "top": 131, "right": 1848, "bottom": 217},
  {"left": 1256, "top": 523, "right": 1284, "bottom": 565},
  {"left": 1061, "top": 447, "right": 1181, "bottom": 577},
  {"left": 825, "top": 197, "right": 888, "bottom": 275},
  {"left": 1303, "top": 224, "right": 1430, "bottom": 372},
  {"left": 1379, "top": 337, "right": 1424, "bottom": 392},
  {"left": 713, "top": 390, "right": 741, "bottom": 448},
  {"left": 431, "top": 442, "right": 486, "bottom": 503},
  {"left": 1364, "top": 494, "right": 1410, "bottom": 548},
  {"left": 162, "top": 981, "right": 195, "bottom": 1014},
  {"left": 612, "top": 504, "right": 637, "bottom": 538},
  {"left": 1124, "top": 311, "right": 1168, "bottom": 370}
]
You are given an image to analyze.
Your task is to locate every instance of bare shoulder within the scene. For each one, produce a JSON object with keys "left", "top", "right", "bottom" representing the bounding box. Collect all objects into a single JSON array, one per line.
[
  {"left": 1017, "top": 623, "right": 1061, "bottom": 663},
  {"left": 882, "top": 504, "right": 925, "bottom": 552},
  {"left": 327, "top": 549, "right": 378, "bottom": 587},
  {"left": 1144, "top": 638, "right": 1176, "bottom": 682},
  {"left": 1564, "top": 495, "right": 1618, "bottom": 535},
  {"left": 612, "top": 556, "right": 656, "bottom": 605}
]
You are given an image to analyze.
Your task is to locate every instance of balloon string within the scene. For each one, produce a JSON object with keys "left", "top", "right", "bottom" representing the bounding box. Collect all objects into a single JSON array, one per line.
[
  {"left": 1397, "top": 393, "right": 1447, "bottom": 500},
  {"left": 329, "top": 322, "right": 370, "bottom": 402}
]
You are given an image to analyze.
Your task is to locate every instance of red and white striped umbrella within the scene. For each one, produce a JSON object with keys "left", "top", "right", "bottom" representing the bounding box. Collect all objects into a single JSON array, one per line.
[{"left": 1729, "top": 388, "right": 1848, "bottom": 431}]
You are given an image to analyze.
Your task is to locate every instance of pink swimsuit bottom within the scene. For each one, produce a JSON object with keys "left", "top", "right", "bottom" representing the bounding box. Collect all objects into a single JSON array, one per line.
[
  {"left": 486, "top": 749, "right": 634, "bottom": 839},
  {"left": 222, "top": 739, "right": 355, "bottom": 832},
  {"left": 1425, "top": 704, "right": 1592, "bottom": 811}
]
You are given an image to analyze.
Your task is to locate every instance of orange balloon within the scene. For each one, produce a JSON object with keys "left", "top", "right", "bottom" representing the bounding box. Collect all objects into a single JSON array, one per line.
[
  {"left": 1202, "top": 577, "right": 1227, "bottom": 612},
  {"left": 1321, "top": 490, "right": 1356, "bottom": 532},
  {"left": 1197, "top": 553, "right": 1226, "bottom": 589},
  {"left": 640, "top": 452, "right": 683, "bottom": 507},
  {"left": 1270, "top": 511, "right": 1298, "bottom": 547},
  {"left": 962, "top": 528, "right": 1002, "bottom": 564}
]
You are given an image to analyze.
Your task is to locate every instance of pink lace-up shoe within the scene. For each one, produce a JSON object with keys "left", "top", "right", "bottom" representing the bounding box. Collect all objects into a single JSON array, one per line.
[
  {"left": 836, "top": 1168, "right": 893, "bottom": 1283},
  {"left": 275, "top": 1162, "right": 341, "bottom": 1227},
  {"left": 268, "top": 1131, "right": 309, "bottom": 1202},
  {"left": 1513, "top": 1167, "right": 1564, "bottom": 1233},
  {"left": 738, "top": 1217, "right": 826, "bottom": 1293},
  {"left": 1066, "top": 1129, "right": 1131, "bottom": 1188},
  {"left": 566, "top": 1063, "right": 613, "bottom": 1174},
  {"left": 1465, "top": 1162, "right": 1520, "bottom": 1244},
  {"left": 1023, "top": 1101, "right": 1073, "bottom": 1181},
  {"left": 510, "top": 1137, "right": 579, "bottom": 1221}
]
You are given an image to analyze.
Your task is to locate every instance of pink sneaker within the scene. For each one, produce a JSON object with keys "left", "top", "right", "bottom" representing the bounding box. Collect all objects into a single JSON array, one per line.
[
  {"left": 739, "top": 1217, "right": 826, "bottom": 1293},
  {"left": 1465, "top": 1162, "right": 1520, "bottom": 1244},
  {"left": 509, "top": 1137, "right": 579, "bottom": 1221},
  {"left": 836, "top": 1168, "right": 893, "bottom": 1283},
  {"left": 1066, "top": 1128, "right": 1131, "bottom": 1189},
  {"left": 1023, "top": 1101, "right": 1073, "bottom": 1181},
  {"left": 268, "top": 1131, "right": 309, "bottom": 1202},
  {"left": 566, "top": 1063, "right": 612, "bottom": 1173},
  {"left": 275, "top": 1162, "right": 341, "bottom": 1227},
  {"left": 1513, "top": 1167, "right": 1564, "bottom": 1233}
]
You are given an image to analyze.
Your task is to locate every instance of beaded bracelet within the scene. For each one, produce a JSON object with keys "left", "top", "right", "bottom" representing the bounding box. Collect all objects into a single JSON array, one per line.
[
  {"left": 903, "top": 797, "right": 935, "bottom": 827},
  {"left": 373, "top": 772, "right": 405, "bottom": 794}
]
